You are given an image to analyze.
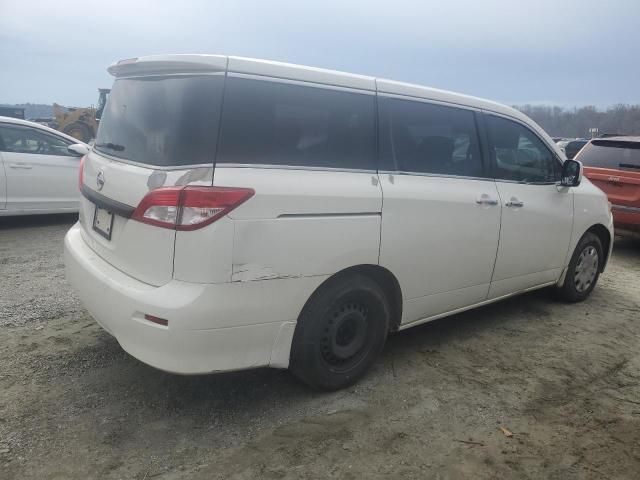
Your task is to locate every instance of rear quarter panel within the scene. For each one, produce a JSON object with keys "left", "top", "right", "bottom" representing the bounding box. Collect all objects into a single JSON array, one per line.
[{"left": 212, "top": 167, "right": 383, "bottom": 282}]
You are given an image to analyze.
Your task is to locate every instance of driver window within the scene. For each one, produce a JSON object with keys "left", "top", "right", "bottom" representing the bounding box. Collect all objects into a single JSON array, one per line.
[
  {"left": 486, "top": 115, "right": 560, "bottom": 183},
  {"left": 0, "top": 125, "right": 74, "bottom": 156}
]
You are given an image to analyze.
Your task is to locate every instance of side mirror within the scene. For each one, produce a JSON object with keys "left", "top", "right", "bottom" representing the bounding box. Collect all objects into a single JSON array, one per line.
[
  {"left": 68, "top": 143, "right": 89, "bottom": 157},
  {"left": 560, "top": 159, "right": 583, "bottom": 187}
]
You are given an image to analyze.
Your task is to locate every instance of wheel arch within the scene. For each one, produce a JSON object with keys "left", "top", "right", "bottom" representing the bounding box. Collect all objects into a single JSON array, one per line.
[
  {"left": 586, "top": 223, "right": 612, "bottom": 272},
  {"left": 298, "top": 264, "right": 404, "bottom": 333}
]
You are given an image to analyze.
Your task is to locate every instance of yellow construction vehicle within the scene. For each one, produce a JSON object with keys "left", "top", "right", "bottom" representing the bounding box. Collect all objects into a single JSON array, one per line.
[{"left": 52, "top": 89, "right": 110, "bottom": 143}]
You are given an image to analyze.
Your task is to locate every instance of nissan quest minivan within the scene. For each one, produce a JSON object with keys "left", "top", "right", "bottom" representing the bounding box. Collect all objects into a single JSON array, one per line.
[{"left": 65, "top": 55, "right": 613, "bottom": 390}]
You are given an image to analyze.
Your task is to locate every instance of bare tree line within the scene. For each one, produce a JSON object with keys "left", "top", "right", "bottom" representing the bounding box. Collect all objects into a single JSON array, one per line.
[
  {"left": 514, "top": 104, "right": 640, "bottom": 139},
  {"left": 3, "top": 102, "right": 640, "bottom": 140}
]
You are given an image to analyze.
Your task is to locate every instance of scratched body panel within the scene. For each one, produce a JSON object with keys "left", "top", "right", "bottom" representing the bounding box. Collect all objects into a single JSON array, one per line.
[
  {"left": 209, "top": 166, "right": 383, "bottom": 283},
  {"left": 231, "top": 216, "right": 380, "bottom": 282}
]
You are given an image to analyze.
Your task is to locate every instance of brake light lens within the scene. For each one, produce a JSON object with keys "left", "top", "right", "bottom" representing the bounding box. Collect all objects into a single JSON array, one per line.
[
  {"left": 78, "top": 156, "right": 86, "bottom": 191},
  {"left": 131, "top": 186, "right": 254, "bottom": 230},
  {"left": 132, "top": 188, "right": 181, "bottom": 228}
]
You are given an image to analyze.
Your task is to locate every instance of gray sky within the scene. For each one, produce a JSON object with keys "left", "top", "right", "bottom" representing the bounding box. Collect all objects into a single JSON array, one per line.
[{"left": 1, "top": 0, "right": 639, "bottom": 108}]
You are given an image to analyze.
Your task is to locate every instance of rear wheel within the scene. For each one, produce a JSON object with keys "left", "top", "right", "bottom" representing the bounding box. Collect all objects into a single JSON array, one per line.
[
  {"left": 289, "top": 273, "right": 390, "bottom": 391},
  {"left": 557, "top": 232, "right": 603, "bottom": 302}
]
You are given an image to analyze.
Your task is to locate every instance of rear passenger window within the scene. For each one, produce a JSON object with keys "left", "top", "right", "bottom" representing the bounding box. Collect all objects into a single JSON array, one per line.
[
  {"left": 217, "top": 77, "right": 376, "bottom": 170},
  {"left": 486, "top": 115, "right": 560, "bottom": 183},
  {"left": 379, "top": 97, "right": 483, "bottom": 177}
]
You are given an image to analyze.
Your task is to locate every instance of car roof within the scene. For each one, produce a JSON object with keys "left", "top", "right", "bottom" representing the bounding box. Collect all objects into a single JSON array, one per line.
[
  {"left": 594, "top": 136, "right": 640, "bottom": 143},
  {"left": 0, "top": 115, "right": 89, "bottom": 146},
  {"left": 106, "top": 54, "right": 555, "bottom": 147}
]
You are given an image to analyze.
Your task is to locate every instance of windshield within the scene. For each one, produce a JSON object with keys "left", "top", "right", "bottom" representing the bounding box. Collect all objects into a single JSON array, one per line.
[
  {"left": 578, "top": 140, "right": 640, "bottom": 170},
  {"left": 95, "top": 75, "right": 224, "bottom": 166}
]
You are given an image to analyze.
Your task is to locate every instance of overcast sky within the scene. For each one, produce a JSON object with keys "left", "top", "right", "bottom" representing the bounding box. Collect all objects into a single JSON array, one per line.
[{"left": 1, "top": 0, "right": 639, "bottom": 108}]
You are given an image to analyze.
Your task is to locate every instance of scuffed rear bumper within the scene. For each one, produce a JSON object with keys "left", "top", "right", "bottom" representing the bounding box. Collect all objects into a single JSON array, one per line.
[{"left": 64, "top": 222, "right": 324, "bottom": 374}]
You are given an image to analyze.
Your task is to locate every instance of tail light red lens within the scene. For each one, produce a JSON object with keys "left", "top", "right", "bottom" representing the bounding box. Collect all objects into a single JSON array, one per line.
[
  {"left": 78, "top": 156, "right": 86, "bottom": 191},
  {"left": 131, "top": 187, "right": 182, "bottom": 229},
  {"left": 131, "top": 186, "right": 254, "bottom": 231}
]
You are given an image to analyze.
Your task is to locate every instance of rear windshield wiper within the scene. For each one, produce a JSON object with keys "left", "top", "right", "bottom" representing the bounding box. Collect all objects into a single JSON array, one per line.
[
  {"left": 95, "top": 142, "right": 125, "bottom": 152},
  {"left": 619, "top": 163, "right": 640, "bottom": 170}
]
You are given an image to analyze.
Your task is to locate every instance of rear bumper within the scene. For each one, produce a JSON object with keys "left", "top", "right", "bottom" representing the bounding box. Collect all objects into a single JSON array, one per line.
[
  {"left": 64, "top": 222, "right": 324, "bottom": 374},
  {"left": 612, "top": 205, "right": 640, "bottom": 233}
]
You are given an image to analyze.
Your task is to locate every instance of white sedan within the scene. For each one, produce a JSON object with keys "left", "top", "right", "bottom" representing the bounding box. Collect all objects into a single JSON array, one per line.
[{"left": 0, "top": 116, "right": 89, "bottom": 216}]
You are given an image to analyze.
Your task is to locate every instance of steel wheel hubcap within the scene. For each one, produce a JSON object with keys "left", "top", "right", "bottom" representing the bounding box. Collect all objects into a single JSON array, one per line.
[
  {"left": 574, "top": 246, "right": 598, "bottom": 293},
  {"left": 321, "top": 303, "right": 368, "bottom": 366}
]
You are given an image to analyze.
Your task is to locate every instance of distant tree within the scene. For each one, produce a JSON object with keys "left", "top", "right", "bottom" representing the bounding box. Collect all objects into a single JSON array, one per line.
[{"left": 515, "top": 104, "right": 640, "bottom": 138}]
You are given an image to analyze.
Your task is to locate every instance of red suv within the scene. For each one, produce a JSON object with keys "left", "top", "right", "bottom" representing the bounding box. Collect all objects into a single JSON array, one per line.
[{"left": 578, "top": 137, "right": 640, "bottom": 235}]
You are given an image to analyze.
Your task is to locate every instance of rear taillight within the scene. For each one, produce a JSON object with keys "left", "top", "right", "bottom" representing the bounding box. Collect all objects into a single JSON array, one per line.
[
  {"left": 131, "top": 186, "right": 254, "bottom": 231},
  {"left": 78, "top": 156, "right": 86, "bottom": 191}
]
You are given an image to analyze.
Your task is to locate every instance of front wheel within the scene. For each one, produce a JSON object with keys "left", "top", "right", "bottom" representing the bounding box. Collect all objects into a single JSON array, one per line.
[
  {"left": 557, "top": 232, "right": 603, "bottom": 302},
  {"left": 289, "top": 273, "right": 390, "bottom": 391}
]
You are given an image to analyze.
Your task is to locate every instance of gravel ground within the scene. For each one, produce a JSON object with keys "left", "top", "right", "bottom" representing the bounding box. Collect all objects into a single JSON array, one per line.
[{"left": 1, "top": 214, "right": 639, "bottom": 479}]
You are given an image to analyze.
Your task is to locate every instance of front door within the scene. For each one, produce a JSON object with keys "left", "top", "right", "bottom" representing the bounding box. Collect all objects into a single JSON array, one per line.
[
  {"left": 378, "top": 96, "right": 501, "bottom": 325},
  {"left": 0, "top": 123, "right": 80, "bottom": 211},
  {"left": 483, "top": 113, "right": 573, "bottom": 298}
]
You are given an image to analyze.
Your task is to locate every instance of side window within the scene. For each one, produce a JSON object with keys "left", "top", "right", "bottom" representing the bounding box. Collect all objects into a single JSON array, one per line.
[
  {"left": 217, "top": 77, "right": 376, "bottom": 170},
  {"left": 378, "top": 97, "right": 483, "bottom": 177},
  {"left": 485, "top": 115, "right": 560, "bottom": 183},
  {"left": 0, "top": 125, "right": 74, "bottom": 156}
]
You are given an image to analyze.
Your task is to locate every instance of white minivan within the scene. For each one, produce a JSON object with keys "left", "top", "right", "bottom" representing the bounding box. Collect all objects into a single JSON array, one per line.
[{"left": 65, "top": 55, "right": 613, "bottom": 390}]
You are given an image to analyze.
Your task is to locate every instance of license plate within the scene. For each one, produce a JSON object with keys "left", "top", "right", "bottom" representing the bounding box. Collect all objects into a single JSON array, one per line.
[{"left": 93, "top": 206, "right": 114, "bottom": 240}]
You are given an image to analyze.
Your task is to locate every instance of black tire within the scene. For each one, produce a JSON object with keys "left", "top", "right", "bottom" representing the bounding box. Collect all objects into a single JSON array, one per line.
[
  {"left": 557, "top": 232, "right": 603, "bottom": 302},
  {"left": 63, "top": 122, "right": 92, "bottom": 143},
  {"left": 289, "top": 273, "right": 390, "bottom": 391}
]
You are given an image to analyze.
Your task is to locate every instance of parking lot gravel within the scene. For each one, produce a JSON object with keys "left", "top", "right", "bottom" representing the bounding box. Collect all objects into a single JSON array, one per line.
[{"left": 1, "top": 214, "right": 639, "bottom": 479}]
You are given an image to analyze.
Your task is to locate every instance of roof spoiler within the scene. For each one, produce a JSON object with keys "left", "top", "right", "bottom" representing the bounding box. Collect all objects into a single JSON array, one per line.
[{"left": 107, "top": 54, "right": 228, "bottom": 77}]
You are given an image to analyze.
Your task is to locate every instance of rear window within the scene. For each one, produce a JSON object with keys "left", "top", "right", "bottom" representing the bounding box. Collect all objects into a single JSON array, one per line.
[
  {"left": 217, "top": 77, "right": 376, "bottom": 170},
  {"left": 95, "top": 75, "right": 224, "bottom": 166},
  {"left": 578, "top": 140, "right": 640, "bottom": 171}
]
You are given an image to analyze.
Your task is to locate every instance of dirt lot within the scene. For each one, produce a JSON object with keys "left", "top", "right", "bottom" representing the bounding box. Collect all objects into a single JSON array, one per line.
[{"left": 1, "top": 214, "right": 639, "bottom": 479}]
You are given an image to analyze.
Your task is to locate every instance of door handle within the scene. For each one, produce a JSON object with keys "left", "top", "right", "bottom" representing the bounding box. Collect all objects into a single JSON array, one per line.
[
  {"left": 505, "top": 197, "right": 524, "bottom": 208},
  {"left": 475, "top": 194, "right": 499, "bottom": 206},
  {"left": 9, "top": 163, "right": 32, "bottom": 169}
]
